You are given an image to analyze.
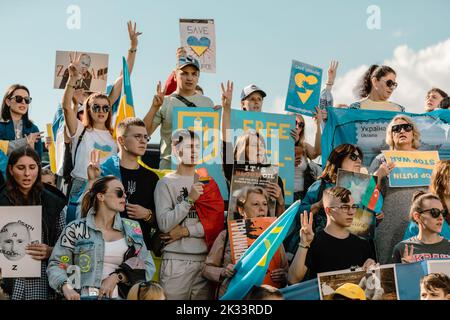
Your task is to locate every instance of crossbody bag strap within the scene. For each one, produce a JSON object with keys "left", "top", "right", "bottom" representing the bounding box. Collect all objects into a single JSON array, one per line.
[{"left": 172, "top": 93, "right": 197, "bottom": 108}]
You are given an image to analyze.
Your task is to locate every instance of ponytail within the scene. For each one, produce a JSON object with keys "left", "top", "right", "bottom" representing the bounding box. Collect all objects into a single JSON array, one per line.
[
  {"left": 355, "top": 64, "right": 396, "bottom": 99},
  {"left": 80, "top": 176, "right": 117, "bottom": 217}
]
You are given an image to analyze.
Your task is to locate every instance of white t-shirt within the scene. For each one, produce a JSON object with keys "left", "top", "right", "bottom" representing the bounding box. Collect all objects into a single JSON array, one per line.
[
  {"left": 102, "top": 238, "right": 128, "bottom": 299},
  {"left": 69, "top": 120, "right": 117, "bottom": 180}
]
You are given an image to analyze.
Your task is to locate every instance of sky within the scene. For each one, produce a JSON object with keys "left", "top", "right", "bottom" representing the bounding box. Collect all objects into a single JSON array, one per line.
[{"left": 0, "top": 0, "right": 449, "bottom": 143}]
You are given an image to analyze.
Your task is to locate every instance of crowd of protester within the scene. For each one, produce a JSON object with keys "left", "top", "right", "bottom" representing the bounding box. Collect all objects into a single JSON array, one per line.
[{"left": 0, "top": 21, "right": 449, "bottom": 301}]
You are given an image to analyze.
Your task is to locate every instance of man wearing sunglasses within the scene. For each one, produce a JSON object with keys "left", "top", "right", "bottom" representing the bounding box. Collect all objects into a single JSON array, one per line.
[
  {"left": 392, "top": 192, "right": 450, "bottom": 264},
  {"left": 288, "top": 186, "right": 376, "bottom": 284}
]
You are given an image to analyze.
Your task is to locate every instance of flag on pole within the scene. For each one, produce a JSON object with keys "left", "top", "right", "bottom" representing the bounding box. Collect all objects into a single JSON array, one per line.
[
  {"left": 113, "top": 57, "right": 134, "bottom": 139},
  {"left": 220, "top": 201, "right": 301, "bottom": 300}
]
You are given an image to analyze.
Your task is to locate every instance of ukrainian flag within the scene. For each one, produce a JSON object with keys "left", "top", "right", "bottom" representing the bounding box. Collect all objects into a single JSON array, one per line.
[
  {"left": 220, "top": 201, "right": 301, "bottom": 300},
  {"left": 113, "top": 57, "right": 135, "bottom": 139}
]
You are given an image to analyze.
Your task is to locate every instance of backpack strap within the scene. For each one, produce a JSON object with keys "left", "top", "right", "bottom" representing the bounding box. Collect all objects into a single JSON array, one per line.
[{"left": 172, "top": 93, "right": 197, "bottom": 108}]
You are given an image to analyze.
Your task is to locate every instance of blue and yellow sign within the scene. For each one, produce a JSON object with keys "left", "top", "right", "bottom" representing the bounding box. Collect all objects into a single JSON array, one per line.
[
  {"left": 231, "top": 110, "right": 296, "bottom": 204},
  {"left": 383, "top": 150, "right": 440, "bottom": 187},
  {"left": 285, "top": 60, "right": 323, "bottom": 117},
  {"left": 172, "top": 107, "right": 228, "bottom": 199}
]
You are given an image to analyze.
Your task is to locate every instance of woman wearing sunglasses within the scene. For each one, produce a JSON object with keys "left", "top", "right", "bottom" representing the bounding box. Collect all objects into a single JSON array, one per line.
[
  {"left": 47, "top": 176, "right": 155, "bottom": 300},
  {"left": 391, "top": 192, "right": 450, "bottom": 263},
  {"left": 61, "top": 53, "right": 117, "bottom": 205},
  {"left": 369, "top": 115, "right": 427, "bottom": 264},
  {"left": 0, "top": 147, "right": 66, "bottom": 300},
  {"left": 0, "top": 84, "right": 43, "bottom": 160},
  {"left": 350, "top": 65, "right": 404, "bottom": 112},
  {"left": 404, "top": 160, "right": 450, "bottom": 240}
]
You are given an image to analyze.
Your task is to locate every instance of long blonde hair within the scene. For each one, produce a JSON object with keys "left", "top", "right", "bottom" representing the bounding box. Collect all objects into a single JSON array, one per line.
[{"left": 429, "top": 160, "right": 450, "bottom": 223}]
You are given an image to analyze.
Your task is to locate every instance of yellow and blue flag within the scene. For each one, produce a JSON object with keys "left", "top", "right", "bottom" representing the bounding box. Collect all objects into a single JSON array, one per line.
[
  {"left": 220, "top": 201, "right": 300, "bottom": 300},
  {"left": 113, "top": 57, "right": 135, "bottom": 139}
]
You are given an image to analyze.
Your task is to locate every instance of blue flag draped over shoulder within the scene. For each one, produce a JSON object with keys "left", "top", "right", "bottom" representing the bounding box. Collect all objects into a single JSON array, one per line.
[
  {"left": 220, "top": 201, "right": 300, "bottom": 300},
  {"left": 322, "top": 107, "right": 450, "bottom": 168}
]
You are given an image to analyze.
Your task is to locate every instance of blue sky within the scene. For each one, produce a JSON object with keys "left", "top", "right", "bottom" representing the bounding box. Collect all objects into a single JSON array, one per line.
[{"left": 1, "top": 0, "right": 449, "bottom": 134}]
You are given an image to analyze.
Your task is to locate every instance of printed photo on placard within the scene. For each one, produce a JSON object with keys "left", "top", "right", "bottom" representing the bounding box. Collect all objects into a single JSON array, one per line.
[
  {"left": 318, "top": 264, "right": 399, "bottom": 300},
  {"left": 336, "top": 169, "right": 383, "bottom": 239},
  {"left": 54, "top": 50, "right": 109, "bottom": 92},
  {"left": 228, "top": 217, "right": 276, "bottom": 264},
  {"left": 228, "top": 163, "right": 279, "bottom": 218},
  {"left": 180, "top": 19, "right": 216, "bottom": 73},
  {"left": 0, "top": 206, "right": 42, "bottom": 278}
]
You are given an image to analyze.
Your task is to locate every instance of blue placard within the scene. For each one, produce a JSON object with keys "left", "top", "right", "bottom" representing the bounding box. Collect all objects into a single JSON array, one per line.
[
  {"left": 172, "top": 107, "right": 229, "bottom": 200},
  {"left": 230, "top": 110, "right": 296, "bottom": 204},
  {"left": 285, "top": 60, "right": 323, "bottom": 117}
]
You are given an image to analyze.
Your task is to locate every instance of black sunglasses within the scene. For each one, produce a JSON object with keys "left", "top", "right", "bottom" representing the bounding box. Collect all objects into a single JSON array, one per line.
[
  {"left": 296, "top": 121, "right": 305, "bottom": 129},
  {"left": 392, "top": 123, "right": 413, "bottom": 134},
  {"left": 91, "top": 104, "right": 110, "bottom": 113},
  {"left": 10, "top": 95, "right": 32, "bottom": 104},
  {"left": 385, "top": 80, "right": 398, "bottom": 89},
  {"left": 105, "top": 189, "right": 126, "bottom": 198},
  {"left": 418, "top": 208, "right": 448, "bottom": 219},
  {"left": 349, "top": 152, "right": 362, "bottom": 161}
]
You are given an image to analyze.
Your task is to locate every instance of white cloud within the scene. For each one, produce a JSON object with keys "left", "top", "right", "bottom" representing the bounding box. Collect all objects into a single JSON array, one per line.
[{"left": 333, "top": 38, "right": 450, "bottom": 114}]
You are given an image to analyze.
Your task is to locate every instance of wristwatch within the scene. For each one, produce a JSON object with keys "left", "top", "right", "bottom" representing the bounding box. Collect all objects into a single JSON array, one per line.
[
  {"left": 60, "top": 280, "right": 73, "bottom": 292},
  {"left": 185, "top": 196, "right": 195, "bottom": 206}
]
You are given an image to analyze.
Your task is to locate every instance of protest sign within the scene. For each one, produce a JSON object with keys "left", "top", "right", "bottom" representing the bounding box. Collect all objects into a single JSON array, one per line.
[
  {"left": 228, "top": 163, "right": 279, "bottom": 218},
  {"left": 0, "top": 206, "right": 42, "bottom": 278},
  {"left": 172, "top": 107, "right": 228, "bottom": 199},
  {"left": 317, "top": 264, "right": 399, "bottom": 300},
  {"left": 336, "top": 169, "right": 382, "bottom": 239},
  {"left": 54, "top": 50, "right": 109, "bottom": 92},
  {"left": 231, "top": 110, "right": 295, "bottom": 204},
  {"left": 382, "top": 150, "right": 440, "bottom": 187},
  {"left": 180, "top": 19, "right": 216, "bottom": 73},
  {"left": 285, "top": 60, "right": 323, "bottom": 117}
]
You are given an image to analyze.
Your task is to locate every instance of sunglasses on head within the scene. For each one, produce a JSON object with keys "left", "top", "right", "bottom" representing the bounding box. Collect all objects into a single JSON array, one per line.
[
  {"left": 418, "top": 208, "right": 448, "bottom": 219},
  {"left": 91, "top": 104, "right": 110, "bottom": 113},
  {"left": 296, "top": 121, "right": 305, "bottom": 129},
  {"left": 384, "top": 80, "right": 398, "bottom": 89},
  {"left": 392, "top": 123, "right": 413, "bottom": 134},
  {"left": 10, "top": 95, "right": 32, "bottom": 104},
  {"left": 349, "top": 152, "right": 362, "bottom": 161}
]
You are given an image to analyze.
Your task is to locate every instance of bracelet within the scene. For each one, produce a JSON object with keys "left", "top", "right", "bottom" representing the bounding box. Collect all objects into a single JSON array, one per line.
[
  {"left": 299, "top": 243, "right": 310, "bottom": 249},
  {"left": 129, "top": 48, "right": 137, "bottom": 53},
  {"left": 143, "top": 209, "right": 152, "bottom": 222},
  {"left": 67, "top": 83, "right": 77, "bottom": 89},
  {"left": 325, "top": 82, "right": 334, "bottom": 86}
]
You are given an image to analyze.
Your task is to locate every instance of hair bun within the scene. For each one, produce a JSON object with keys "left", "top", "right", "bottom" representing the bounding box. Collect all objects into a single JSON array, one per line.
[{"left": 412, "top": 190, "right": 426, "bottom": 202}]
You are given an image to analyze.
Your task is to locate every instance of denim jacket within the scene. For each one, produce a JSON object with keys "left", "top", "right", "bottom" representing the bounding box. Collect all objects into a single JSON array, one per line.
[{"left": 47, "top": 208, "right": 155, "bottom": 295}]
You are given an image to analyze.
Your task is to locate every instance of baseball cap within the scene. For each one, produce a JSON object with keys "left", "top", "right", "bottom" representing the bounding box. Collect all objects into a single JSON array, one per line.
[
  {"left": 177, "top": 55, "right": 200, "bottom": 71},
  {"left": 332, "top": 283, "right": 367, "bottom": 300},
  {"left": 240, "top": 84, "right": 267, "bottom": 101}
]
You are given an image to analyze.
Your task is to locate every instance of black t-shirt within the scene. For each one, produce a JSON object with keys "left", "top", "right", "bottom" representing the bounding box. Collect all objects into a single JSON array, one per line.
[
  {"left": 120, "top": 165, "right": 159, "bottom": 248},
  {"left": 305, "top": 230, "right": 376, "bottom": 280}
]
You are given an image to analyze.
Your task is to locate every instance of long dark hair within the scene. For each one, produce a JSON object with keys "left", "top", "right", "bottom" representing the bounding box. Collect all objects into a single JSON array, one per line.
[
  {"left": 355, "top": 65, "right": 397, "bottom": 99},
  {"left": 6, "top": 146, "right": 43, "bottom": 205},
  {"left": 320, "top": 144, "right": 363, "bottom": 184},
  {"left": 1, "top": 84, "right": 34, "bottom": 128},
  {"left": 81, "top": 175, "right": 118, "bottom": 217}
]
